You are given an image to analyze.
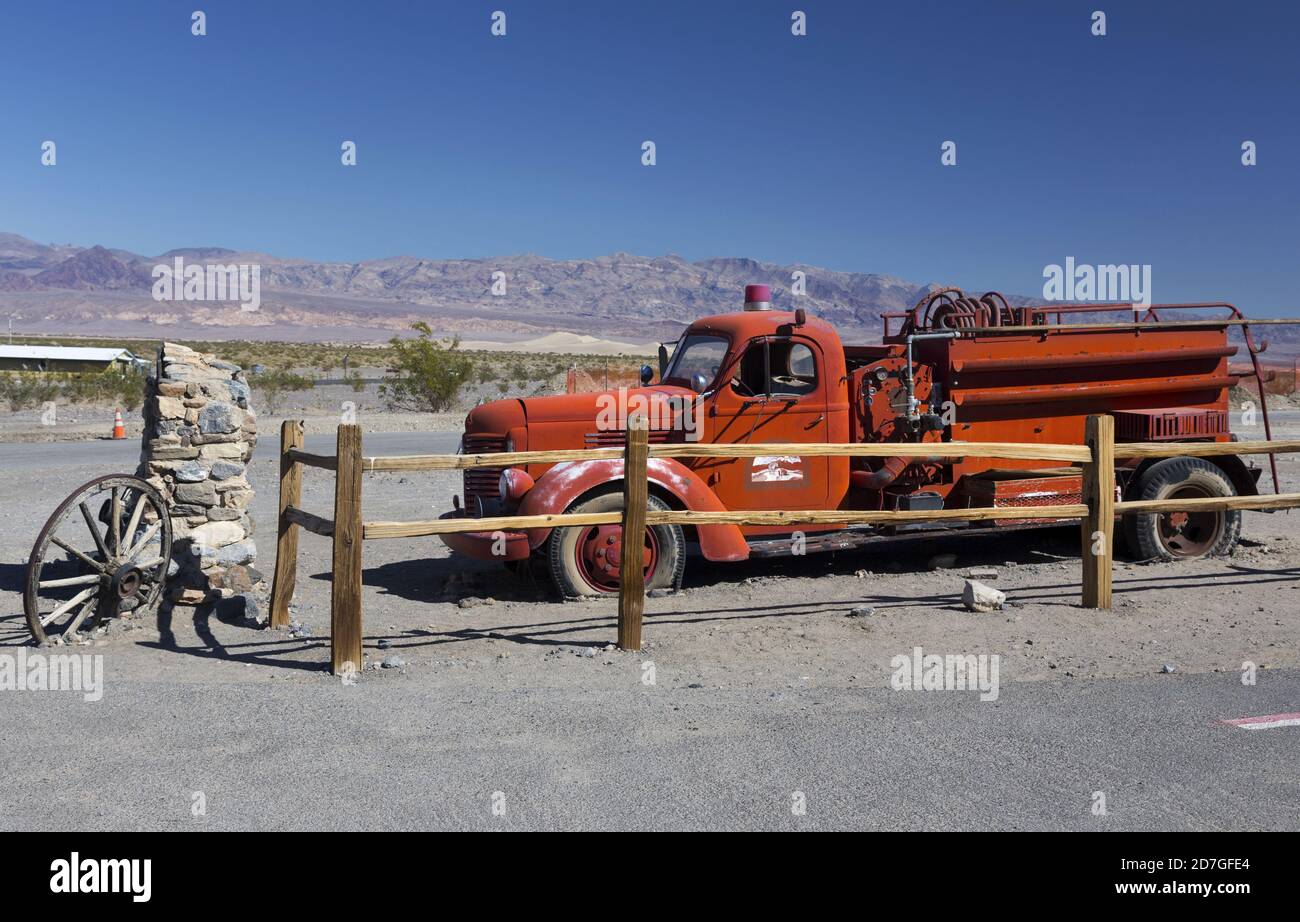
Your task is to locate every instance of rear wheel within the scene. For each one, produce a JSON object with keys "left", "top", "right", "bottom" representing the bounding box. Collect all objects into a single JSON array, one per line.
[
  {"left": 547, "top": 492, "right": 685, "bottom": 597},
  {"left": 1122, "top": 457, "right": 1241, "bottom": 560}
]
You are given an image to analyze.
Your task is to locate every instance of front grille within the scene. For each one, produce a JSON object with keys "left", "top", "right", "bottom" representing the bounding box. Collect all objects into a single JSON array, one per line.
[
  {"left": 583, "top": 429, "right": 674, "bottom": 447},
  {"left": 462, "top": 434, "right": 506, "bottom": 509}
]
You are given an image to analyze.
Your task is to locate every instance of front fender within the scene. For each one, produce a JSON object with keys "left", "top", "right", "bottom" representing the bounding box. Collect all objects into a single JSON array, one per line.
[{"left": 518, "top": 457, "right": 750, "bottom": 562}]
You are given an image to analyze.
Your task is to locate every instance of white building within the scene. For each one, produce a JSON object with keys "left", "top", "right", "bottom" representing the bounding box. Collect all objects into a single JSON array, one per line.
[{"left": 0, "top": 345, "right": 148, "bottom": 374}]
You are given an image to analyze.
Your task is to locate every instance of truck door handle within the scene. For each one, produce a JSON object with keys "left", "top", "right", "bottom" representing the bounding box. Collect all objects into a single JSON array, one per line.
[{"left": 805, "top": 414, "right": 824, "bottom": 429}]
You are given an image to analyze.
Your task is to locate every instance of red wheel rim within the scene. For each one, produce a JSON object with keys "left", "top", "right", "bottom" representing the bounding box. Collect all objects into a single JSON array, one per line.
[
  {"left": 1157, "top": 484, "right": 1222, "bottom": 557},
  {"left": 574, "top": 523, "right": 659, "bottom": 593}
]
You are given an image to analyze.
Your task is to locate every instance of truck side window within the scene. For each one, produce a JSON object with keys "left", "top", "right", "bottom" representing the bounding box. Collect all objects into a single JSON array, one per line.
[
  {"left": 731, "top": 340, "right": 818, "bottom": 398},
  {"left": 773, "top": 342, "right": 817, "bottom": 396}
]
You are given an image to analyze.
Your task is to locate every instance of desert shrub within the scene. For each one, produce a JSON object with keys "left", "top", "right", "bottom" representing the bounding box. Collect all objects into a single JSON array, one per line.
[
  {"left": 51, "top": 367, "right": 147, "bottom": 410},
  {"left": 113, "top": 367, "right": 148, "bottom": 411},
  {"left": 251, "top": 368, "right": 317, "bottom": 412},
  {"left": 379, "top": 322, "right": 473, "bottom": 412},
  {"left": 0, "top": 372, "right": 61, "bottom": 412},
  {"left": 2, "top": 373, "right": 27, "bottom": 411}
]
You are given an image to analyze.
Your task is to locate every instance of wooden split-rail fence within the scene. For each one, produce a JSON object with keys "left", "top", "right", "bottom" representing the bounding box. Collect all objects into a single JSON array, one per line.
[{"left": 267, "top": 417, "right": 1300, "bottom": 674}]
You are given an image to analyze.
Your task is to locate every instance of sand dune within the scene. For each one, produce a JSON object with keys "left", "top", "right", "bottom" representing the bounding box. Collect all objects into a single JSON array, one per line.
[{"left": 457, "top": 331, "right": 658, "bottom": 355}]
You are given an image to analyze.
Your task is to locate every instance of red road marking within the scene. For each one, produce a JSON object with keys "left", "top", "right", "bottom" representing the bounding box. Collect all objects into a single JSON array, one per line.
[{"left": 1221, "top": 712, "right": 1300, "bottom": 730}]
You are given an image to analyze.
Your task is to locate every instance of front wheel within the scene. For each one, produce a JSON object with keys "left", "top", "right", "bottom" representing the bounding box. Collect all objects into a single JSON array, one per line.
[
  {"left": 547, "top": 492, "right": 685, "bottom": 597},
  {"left": 1121, "top": 457, "right": 1241, "bottom": 560}
]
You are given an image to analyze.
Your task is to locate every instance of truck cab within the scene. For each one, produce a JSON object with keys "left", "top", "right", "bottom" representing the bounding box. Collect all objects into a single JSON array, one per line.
[{"left": 660, "top": 308, "right": 847, "bottom": 514}]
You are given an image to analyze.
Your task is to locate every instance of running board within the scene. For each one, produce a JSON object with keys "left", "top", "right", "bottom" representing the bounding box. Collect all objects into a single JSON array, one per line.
[{"left": 743, "top": 520, "right": 1058, "bottom": 558}]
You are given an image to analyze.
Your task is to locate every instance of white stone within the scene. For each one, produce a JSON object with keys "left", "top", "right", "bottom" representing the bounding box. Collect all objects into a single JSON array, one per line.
[
  {"left": 962, "top": 580, "right": 1006, "bottom": 613},
  {"left": 152, "top": 395, "right": 186, "bottom": 419},
  {"left": 198, "top": 442, "right": 245, "bottom": 459},
  {"left": 190, "top": 520, "right": 245, "bottom": 548}
]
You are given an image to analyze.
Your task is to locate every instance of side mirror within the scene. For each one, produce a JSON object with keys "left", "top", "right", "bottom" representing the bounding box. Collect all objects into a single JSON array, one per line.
[
  {"left": 794, "top": 308, "right": 807, "bottom": 326},
  {"left": 657, "top": 344, "right": 669, "bottom": 377},
  {"left": 639, "top": 364, "right": 654, "bottom": 386},
  {"left": 690, "top": 371, "right": 710, "bottom": 394}
]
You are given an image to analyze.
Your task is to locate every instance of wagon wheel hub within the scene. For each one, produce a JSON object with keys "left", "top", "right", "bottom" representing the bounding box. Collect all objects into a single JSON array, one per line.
[{"left": 111, "top": 564, "right": 144, "bottom": 601}]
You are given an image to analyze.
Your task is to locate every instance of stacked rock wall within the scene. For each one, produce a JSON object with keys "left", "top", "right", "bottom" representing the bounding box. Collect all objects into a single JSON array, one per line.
[{"left": 136, "top": 343, "right": 263, "bottom": 609}]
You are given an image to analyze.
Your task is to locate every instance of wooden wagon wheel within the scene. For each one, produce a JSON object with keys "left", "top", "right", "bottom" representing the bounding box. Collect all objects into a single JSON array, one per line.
[{"left": 24, "top": 474, "right": 173, "bottom": 646}]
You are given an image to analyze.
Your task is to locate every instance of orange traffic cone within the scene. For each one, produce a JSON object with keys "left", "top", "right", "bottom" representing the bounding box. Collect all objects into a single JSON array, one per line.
[{"left": 112, "top": 408, "right": 126, "bottom": 440}]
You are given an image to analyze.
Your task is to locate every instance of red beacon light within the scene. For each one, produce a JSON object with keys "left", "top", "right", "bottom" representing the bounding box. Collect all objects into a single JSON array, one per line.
[{"left": 743, "top": 284, "right": 772, "bottom": 311}]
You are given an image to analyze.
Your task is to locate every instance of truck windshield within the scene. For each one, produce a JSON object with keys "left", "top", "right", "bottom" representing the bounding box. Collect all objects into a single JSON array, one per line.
[{"left": 664, "top": 334, "right": 729, "bottom": 388}]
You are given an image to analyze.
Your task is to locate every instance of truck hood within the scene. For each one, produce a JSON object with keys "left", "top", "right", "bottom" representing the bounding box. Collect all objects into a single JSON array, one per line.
[
  {"left": 463, "top": 397, "right": 526, "bottom": 437},
  {"left": 520, "top": 385, "right": 698, "bottom": 426}
]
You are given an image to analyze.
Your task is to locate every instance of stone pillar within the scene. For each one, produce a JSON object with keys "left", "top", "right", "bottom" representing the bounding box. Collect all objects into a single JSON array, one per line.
[{"left": 137, "top": 342, "right": 263, "bottom": 615}]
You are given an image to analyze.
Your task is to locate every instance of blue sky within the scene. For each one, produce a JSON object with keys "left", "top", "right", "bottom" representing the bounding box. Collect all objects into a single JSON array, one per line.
[{"left": 1, "top": 0, "right": 1297, "bottom": 313}]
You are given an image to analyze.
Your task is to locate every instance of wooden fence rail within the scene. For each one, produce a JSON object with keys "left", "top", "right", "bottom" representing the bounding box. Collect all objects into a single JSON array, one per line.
[
  {"left": 267, "top": 417, "right": 1300, "bottom": 675},
  {"left": 363, "top": 440, "right": 1093, "bottom": 472}
]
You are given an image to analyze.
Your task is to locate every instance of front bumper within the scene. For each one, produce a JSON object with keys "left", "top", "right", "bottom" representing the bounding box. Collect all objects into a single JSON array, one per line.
[{"left": 437, "top": 511, "right": 532, "bottom": 562}]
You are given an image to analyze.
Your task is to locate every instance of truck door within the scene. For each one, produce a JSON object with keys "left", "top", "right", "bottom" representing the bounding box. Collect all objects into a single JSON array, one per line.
[{"left": 704, "top": 335, "right": 831, "bottom": 511}]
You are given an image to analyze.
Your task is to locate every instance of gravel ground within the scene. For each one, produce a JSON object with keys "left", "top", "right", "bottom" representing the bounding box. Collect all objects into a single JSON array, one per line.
[
  {"left": 2, "top": 416, "right": 1298, "bottom": 687},
  {"left": 1, "top": 410, "right": 1297, "bottom": 830}
]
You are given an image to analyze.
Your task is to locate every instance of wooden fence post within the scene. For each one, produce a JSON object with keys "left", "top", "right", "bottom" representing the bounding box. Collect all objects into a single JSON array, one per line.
[
  {"left": 331, "top": 424, "right": 364, "bottom": 675},
  {"left": 617, "top": 415, "right": 650, "bottom": 650},
  {"left": 1081, "top": 414, "right": 1115, "bottom": 609},
  {"left": 269, "top": 419, "right": 304, "bottom": 629}
]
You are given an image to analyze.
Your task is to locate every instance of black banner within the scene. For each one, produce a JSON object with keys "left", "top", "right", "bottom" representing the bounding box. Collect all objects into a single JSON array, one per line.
[{"left": 0, "top": 832, "right": 1277, "bottom": 907}]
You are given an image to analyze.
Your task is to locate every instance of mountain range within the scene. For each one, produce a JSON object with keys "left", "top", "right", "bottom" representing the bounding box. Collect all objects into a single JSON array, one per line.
[
  {"left": 0, "top": 232, "right": 943, "bottom": 345},
  {"left": 4, "top": 232, "right": 1293, "bottom": 361}
]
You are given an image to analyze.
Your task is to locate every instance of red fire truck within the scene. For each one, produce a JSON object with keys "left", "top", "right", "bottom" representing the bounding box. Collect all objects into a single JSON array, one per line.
[{"left": 441, "top": 285, "right": 1272, "bottom": 596}]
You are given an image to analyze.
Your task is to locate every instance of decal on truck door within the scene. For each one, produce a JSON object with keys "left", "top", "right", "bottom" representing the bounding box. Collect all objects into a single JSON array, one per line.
[{"left": 751, "top": 455, "right": 804, "bottom": 483}]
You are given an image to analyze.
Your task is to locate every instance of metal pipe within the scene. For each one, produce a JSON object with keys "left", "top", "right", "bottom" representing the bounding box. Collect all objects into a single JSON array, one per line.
[
  {"left": 954, "top": 375, "right": 1238, "bottom": 407},
  {"left": 853, "top": 454, "right": 947, "bottom": 491},
  {"left": 855, "top": 456, "right": 910, "bottom": 490},
  {"left": 952, "top": 345, "right": 1237, "bottom": 373}
]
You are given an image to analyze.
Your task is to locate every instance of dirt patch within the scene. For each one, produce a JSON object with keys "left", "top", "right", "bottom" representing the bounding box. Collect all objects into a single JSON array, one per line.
[{"left": 4, "top": 440, "right": 1297, "bottom": 697}]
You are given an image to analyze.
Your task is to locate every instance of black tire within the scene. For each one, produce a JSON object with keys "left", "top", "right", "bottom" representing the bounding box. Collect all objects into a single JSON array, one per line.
[
  {"left": 1121, "top": 457, "right": 1241, "bottom": 561},
  {"left": 547, "top": 491, "right": 685, "bottom": 597}
]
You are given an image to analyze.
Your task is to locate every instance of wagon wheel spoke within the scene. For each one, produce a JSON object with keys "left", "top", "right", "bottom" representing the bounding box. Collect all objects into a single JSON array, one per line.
[
  {"left": 50, "top": 536, "right": 108, "bottom": 574},
  {"left": 79, "top": 500, "right": 111, "bottom": 562},
  {"left": 38, "top": 573, "right": 102, "bottom": 589},
  {"left": 61, "top": 597, "right": 98, "bottom": 640},
  {"left": 123, "top": 521, "right": 161, "bottom": 562},
  {"left": 39, "top": 586, "right": 98, "bottom": 628},
  {"left": 123, "top": 493, "right": 147, "bottom": 551},
  {"left": 110, "top": 486, "right": 122, "bottom": 555}
]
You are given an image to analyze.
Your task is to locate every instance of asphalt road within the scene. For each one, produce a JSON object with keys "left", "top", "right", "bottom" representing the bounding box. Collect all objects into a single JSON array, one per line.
[
  {"left": 0, "top": 431, "right": 461, "bottom": 474},
  {"left": 1, "top": 666, "right": 1294, "bottom": 830},
  {"left": 5, "top": 410, "right": 1300, "bottom": 473}
]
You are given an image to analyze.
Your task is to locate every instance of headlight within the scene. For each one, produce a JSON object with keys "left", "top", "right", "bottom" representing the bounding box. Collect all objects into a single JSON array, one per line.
[{"left": 498, "top": 468, "right": 535, "bottom": 503}]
